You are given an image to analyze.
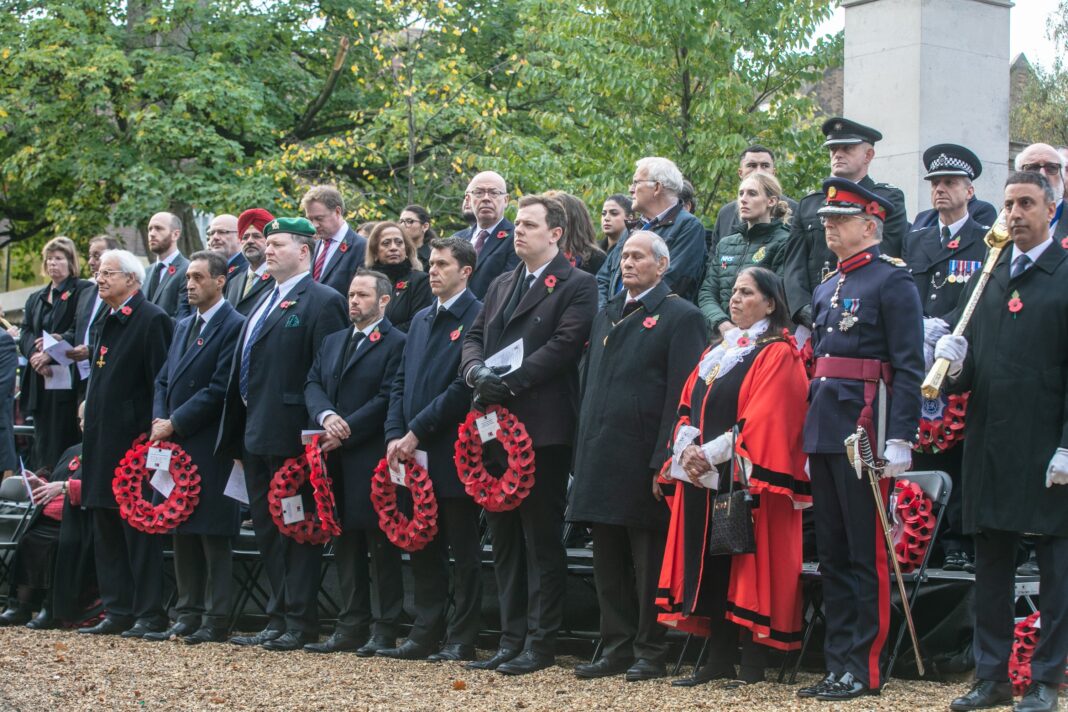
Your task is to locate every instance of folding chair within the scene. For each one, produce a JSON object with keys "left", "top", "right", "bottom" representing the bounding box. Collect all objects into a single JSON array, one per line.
[{"left": 0, "top": 476, "right": 38, "bottom": 606}]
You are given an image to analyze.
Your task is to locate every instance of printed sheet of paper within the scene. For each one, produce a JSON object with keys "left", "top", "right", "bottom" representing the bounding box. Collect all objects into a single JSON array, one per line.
[
  {"left": 77, "top": 360, "right": 91, "bottom": 381},
  {"left": 388, "top": 462, "right": 407, "bottom": 487},
  {"left": 223, "top": 461, "right": 249, "bottom": 504},
  {"left": 484, "top": 339, "right": 523, "bottom": 376},
  {"left": 43, "top": 365, "right": 72, "bottom": 391},
  {"left": 146, "top": 447, "right": 173, "bottom": 472},
  {"left": 41, "top": 332, "right": 75, "bottom": 366},
  {"left": 301, "top": 429, "right": 326, "bottom": 445}
]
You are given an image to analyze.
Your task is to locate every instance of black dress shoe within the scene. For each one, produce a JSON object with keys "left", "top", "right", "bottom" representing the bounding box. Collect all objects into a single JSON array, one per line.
[
  {"left": 262, "top": 631, "right": 316, "bottom": 651},
  {"left": 25, "top": 609, "right": 55, "bottom": 630},
  {"left": 1014, "top": 682, "right": 1059, "bottom": 712},
  {"left": 183, "top": 628, "right": 228, "bottom": 645},
  {"left": 120, "top": 621, "right": 165, "bottom": 639},
  {"left": 672, "top": 663, "right": 736, "bottom": 687},
  {"left": 815, "top": 671, "right": 879, "bottom": 700},
  {"left": 143, "top": 621, "right": 198, "bottom": 641},
  {"left": 465, "top": 647, "right": 520, "bottom": 671},
  {"left": 0, "top": 606, "right": 32, "bottom": 626},
  {"left": 376, "top": 639, "right": 434, "bottom": 661},
  {"left": 428, "top": 643, "right": 478, "bottom": 662},
  {"left": 943, "top": 551, "right": 969, "bottom": 572},
  {"left": 304, "top": 632, "right": 365, "bottom": 654},
  {"left": 797, "top": 672, "right": 837, "bottom": 698},
  {"left": 625, "top": 659, "right": 666, "bottom": 682},
  {"left": 230, "top": 628, "right": 283, "bottom": 646},
  {"left": 1016, "top": 556, "right": 1040, "bottom": 576},
  {"left": 355, "top": 635, "right": 396, "bottom": 658},
  {"left": 949, "top": 679, "right": 1014, "bottom": 711},
  {"left": 574, "top": 657, "right": 633, "bottom": 679},
  {"left": 79, "top": 617, "right": 132, "bottom": 636},
  {"left": 497, "top": 649, "right": 555, "bottom": 676}
]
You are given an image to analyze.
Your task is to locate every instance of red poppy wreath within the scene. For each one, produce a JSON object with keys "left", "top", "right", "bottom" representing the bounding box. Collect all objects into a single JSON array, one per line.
[
  {"left": 915, "top": 392, "right": 969, "bottom": 454},
  {"left": 454, "top": 405, "right": 536, "bottom": 512},
  {"left": 113, "top": 435, "right": 201, "bottom": 534},
  {"left": 267, "top": 436, "right": 340, "bottom": 545},
  {"left": 370, "top": 457, "right": 439, "bottom": 552},
  {"left": 891, "top": 479, "right": 935, "bottom": 573}
]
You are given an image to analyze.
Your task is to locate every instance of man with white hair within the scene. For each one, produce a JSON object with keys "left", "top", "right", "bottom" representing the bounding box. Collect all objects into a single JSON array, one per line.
[
  {"left": 451, "top": 171, "right": 520, "bottom": 298},
  {"left": 570, "top": 230, "right": 706, "bottom": 682},
  {"left": 601, "top": 158, "right": 706, "bottom": 303},
  {"left": 79, "top": 249, "right": 173, "bottom": 637},
  {"left": 1015, "top": 143, "right": 1066, "bottom": 244}
]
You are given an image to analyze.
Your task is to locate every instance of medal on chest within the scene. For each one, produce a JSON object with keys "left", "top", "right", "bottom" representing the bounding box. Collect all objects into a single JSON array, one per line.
[
  {"left": 704, "top": 362, "right": 721, "bottom": 386},
  {"left": 838, "top": 298, "right": 860, "bottom": 331}
]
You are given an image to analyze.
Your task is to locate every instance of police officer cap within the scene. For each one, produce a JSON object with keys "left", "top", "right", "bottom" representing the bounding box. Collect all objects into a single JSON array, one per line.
[
  {"left": 817, "top": 177, "right": 894, "bottom": 222},
  {"left": 821, "top": 117, "right": 883, "bottom": 147},
  {"left": 263, "top": 217, "right": 316, "bottom": 238},
  {"left": 923, "top": 143, "right": 982, "bottom": 181}
]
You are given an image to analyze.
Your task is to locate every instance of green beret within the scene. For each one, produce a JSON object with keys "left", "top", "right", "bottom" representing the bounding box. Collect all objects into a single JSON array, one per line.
[{"left": 263, "top": 217, "right": 316, "bottom": 238}]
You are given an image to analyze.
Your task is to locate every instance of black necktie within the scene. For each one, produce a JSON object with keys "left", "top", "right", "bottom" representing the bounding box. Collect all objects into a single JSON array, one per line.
[
  {"left": 184, "top": 316, "right": 203, "bottom": 355},
  {"left": 504, "top": 274, "right": 536, "bottom": 322},
  {"left": 941, "top": 226, "right": 952, "bottom": 248},
  {"left": 622, "top": 299, "right": 642, "bottom": 318},
  {"left": 340, "top": 329, "right": 365, "bottom": 371},
  {"left": 147, "top": 262, "right": 165, "bottom": 298},
  {"left": 1011, "top": 254, "right": 1032, "bottom": 279}
]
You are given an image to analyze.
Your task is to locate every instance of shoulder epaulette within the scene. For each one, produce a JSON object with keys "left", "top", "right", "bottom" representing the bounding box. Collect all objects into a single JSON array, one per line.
[{"left": 879, "top": 254, "right": 906, "bottom": 267}]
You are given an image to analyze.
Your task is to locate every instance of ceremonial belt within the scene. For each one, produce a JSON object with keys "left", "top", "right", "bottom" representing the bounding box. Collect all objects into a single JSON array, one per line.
[{"left": 813, "top": 357, "right": 893, "bottom": 455}]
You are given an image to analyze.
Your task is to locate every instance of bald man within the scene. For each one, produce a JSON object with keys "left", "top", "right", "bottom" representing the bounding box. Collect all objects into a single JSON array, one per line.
[
  {"left": 207, "top": 214, "right": 248, "bottom": 288},
  {"left": 453, "top": 171, "right": 520, "bottom": 297},
  {"left": 145, "top": 211, "right": 191, "bottom": 321}
]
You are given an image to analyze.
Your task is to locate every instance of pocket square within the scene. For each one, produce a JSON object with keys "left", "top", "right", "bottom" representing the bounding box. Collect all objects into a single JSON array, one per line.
[{"left": 285, "top": 314, "right": 301, "bottom": 328}]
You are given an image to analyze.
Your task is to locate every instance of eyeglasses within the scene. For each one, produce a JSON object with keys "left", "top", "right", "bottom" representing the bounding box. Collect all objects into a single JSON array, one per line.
[
  {"left": 206, "top": 229, "right": 237, "bottom": 236},
  {"left": 397, "top": 218, "right": 421, "bottom": 226},
  {"left": 96, "top": 269, "right": 127, "bottom": 279},
  {"left": 629, "top": 179, "right": 658, "bottom": 189},
  {"left": 465, "top": 189, "right": 506, "bottom": 199},
  {"left": 1020, "top": 162, "right": 1063, "bottom": 176}
]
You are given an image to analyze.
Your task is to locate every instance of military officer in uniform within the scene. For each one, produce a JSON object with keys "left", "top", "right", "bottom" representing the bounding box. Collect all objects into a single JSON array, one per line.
[
  {"left": 902, "top": 144, "right": 990, "bottom": 573},
  {"left": 784, "top": 118, "right": 909, "bottom": 325},
  {"left": 797, "top": 178, "right": 924, "bottom": 701}
]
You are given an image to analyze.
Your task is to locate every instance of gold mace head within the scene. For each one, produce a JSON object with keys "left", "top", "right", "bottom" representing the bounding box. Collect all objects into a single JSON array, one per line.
[{"left": 984, "top": 209, "right": 1011, "bottom": 249}]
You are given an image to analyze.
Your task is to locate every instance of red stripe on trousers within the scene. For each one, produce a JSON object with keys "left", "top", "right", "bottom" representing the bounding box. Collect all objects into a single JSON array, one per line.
[{"left": 867, "top": 477, "right": 891, "bottom": 689}]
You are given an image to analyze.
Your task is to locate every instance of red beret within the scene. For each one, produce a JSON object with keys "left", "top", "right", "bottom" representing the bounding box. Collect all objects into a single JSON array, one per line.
[{"left": 237, "top": 208, "right": 275, "bottom": 237}]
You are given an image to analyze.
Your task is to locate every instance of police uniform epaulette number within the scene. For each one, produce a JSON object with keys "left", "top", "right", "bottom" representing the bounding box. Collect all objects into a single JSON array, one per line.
[
  {"left": 879, "top": 254, "right": 906, "bottom": 267},
  {"left": 821, "top": 269, "right": 839, "bottom": 283}
]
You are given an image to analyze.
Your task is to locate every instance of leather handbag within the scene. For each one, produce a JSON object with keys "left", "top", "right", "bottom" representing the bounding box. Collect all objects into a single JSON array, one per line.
[{"left": 707, "top": 426, "right": 756, "bottom": 556}]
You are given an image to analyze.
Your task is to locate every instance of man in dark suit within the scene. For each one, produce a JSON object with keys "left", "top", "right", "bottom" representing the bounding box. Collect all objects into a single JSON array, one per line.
[
  {"left": 710, "top": 145, "right": 799, "bottom": 253},
  {"left": 144, "top": 251, "right": 244, "bottom": 645},
  {"left": 570, "top": 231, "right": 706, "bottom": 682},
  {"left": 379, "top": 236, "right": 483, "bottom": 662},
  {"left": 451, "top": 171, "right": 520, "bottom": 298},
  {"left": 63, "top": 235, "right": 121, "bottom": 394},
  {"left": 206, "top": 213, "right": 248, "bottom": 289},
  {"left": 303, "top": 270, "right": 406, "bottom": 656},
  {"left": 216, "top": 217, "right": 348, "bottom": 651},
  {"left": 783, "top": 118, "right": 908, "bottom": 325},
  {"left": 144, "top": 212, "right": 191, "bottom": 321},
  {"left": 79, "top": 249, "right": 173, "bottom": 637},
  {"left": 940, "top": 172, "right": 1068, "bottom": 712},
  {"left": 460, "top": 193, "right": 598, "bottom": 675},
  {"left": 300, "top": 185, "right": 367, "bottom": 298},
  {"left": 901, "top": 144, "right": 990, "bottom": 574},
  {"left": 225, "top": 208, "right": 275, "bottom": 317}
]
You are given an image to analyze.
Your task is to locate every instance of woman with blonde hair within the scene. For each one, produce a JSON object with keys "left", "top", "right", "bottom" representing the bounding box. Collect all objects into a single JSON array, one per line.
[
  {"left": 19, "top": 237, "right": 92, "bottom": 468},
  {"left": 365, "top": 221, "right": 432, "bottom": 332}
]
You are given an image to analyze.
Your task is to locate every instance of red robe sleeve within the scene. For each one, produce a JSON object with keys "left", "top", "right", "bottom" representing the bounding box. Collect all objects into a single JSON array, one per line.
[{"left": 735, "top": 340, "right": 811, "bottom": 506}]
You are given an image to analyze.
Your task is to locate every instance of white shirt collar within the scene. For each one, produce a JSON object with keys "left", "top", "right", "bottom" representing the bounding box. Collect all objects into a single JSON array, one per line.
[
  {"left": 194, "top": 297, "right": 226, "bottom": 326},
  {"left": 273, "top": 270, "right": 310, "bottom": 298},
  {"left": 330, "top": 222, "right": 350, "bottom": 244},
  {"left": 356, "top": 317, "right": 384, "bottom": 337},
  {"left": 938, "top": 213, "right": 969, "bottom": 237},
  {"left": 625, "top": 285, "right": 657, "bottom": 303},
  {"left": 250, "top": 262, "right": 269, "bottom": 277},
  {"left": 475, "top": 218, "right": 504, "bottom": 237},
  {"left": 437, "top": 288, "right": 467, "bottom": 312},
  {"left": 157, "top": 249, "right": 181, "bottom": 266},
  {"left": 1011, "top": 237, "right": 1054, "bottom": 266},
  {"left": 525, "top": 258, "right": 554, "bottom": 280}
]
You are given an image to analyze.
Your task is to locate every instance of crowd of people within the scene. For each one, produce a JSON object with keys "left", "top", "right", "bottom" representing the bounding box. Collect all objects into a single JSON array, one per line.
[{"left": 1, "top": 115, "right": 1067, "bottom": 712}]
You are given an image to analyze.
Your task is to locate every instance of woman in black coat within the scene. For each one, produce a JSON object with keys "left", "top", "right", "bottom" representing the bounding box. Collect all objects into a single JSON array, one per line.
[
  {"left": 366, "top": 221, "right": 433, "bottom": 332},
  {"left": 19, "top": 237, "right": 92, "bottom": 468}
]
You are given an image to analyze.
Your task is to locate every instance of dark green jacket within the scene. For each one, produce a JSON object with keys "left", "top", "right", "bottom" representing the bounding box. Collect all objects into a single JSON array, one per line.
[{"left": 698, "top": 219, "right": 790, "bottom": 330}]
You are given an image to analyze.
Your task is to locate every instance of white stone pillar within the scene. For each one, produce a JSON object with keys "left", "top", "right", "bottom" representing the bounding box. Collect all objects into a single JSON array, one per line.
[{"left": 843, "top": 0, "right": 1012, "bottom": 218}]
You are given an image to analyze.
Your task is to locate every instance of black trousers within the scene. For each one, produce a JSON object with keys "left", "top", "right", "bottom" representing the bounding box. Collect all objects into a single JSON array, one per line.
[
  {"left": 974, "top": 529, "right": 1068, "bottom": 685},
  {"left": 172, "top": 533, "right": 233, "bottom": 630},
  {"left": 244, "top": 451, "right": 323, "bottom": 634},
  {"left": 91, "top": 508, "right": 165, "bottom": 626},
  {"left": 333, "top": 527, "right": 403, "bottom": 639},
  {"left": 913, "top": 445, "right": 971, "bottom": 555},
  {"left": 591, "top": 523, "right": 667, "bottom": 664},
  {"left": 486, "top": 444, "right": 570, "bottom": 655},
  {"left": 408, "top": 497, "right": 482, "bottom": 648},
  {"left": 809, "top": 453, "right": 891, "bottom": 690}
]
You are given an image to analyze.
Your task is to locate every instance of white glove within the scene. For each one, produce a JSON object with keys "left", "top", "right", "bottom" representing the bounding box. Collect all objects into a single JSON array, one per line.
[
  {"left": 881, "top": 439, "right": 912, "bottom": 479},
  {"left": 1046, "top": 448, "right": 1068, "bottom": 487},
  {"left": 701, "top": 432, "right": 734, "bottom": 466},
  {"left": 934, "top": 334, "right": 968, "bottom": 376},
  {"left": 923, "top": 317, "right": 950, "bottom": 346}
]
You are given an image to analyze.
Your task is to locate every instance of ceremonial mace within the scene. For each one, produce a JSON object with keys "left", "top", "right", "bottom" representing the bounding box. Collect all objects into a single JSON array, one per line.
[
  {"left": 921, "top": 211, "right": 1010, "bottom": 399},
  {"left": 844, "top": 426, "right": 925, "bottom": 676}
]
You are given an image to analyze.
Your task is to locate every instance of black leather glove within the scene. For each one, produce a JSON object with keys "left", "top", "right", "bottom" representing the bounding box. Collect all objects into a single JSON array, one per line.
[{"left": 471, "top": 365, "right": 512, "bottom": 405}]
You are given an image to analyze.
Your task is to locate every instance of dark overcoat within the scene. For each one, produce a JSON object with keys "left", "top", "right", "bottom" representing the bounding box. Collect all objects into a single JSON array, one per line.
[
  {"left": 82, "top": 291, "right": 172, "bottom": 508},
  {"left": 455, "top": 218, "right": 521, "bottom": 299},
  {"left": 568, "top": 281, "right": 707, "bottom": 530},
  {"left": 902, "top": 216, "right": 989, "bottom": 325},
  {"left": 224, "top": 265, "right": 275, "bottom": 317},
  {"left": 385, "top": 290, "right": 482, "bottom": 499},
  {"left": 953, "top": 244, "right": 1068, "bottom": 536},
  {"left": 153, "top": 301, "right": 244, "bottom": 536},
  {"left": 382, "top": 267, "right": 433, "bottom": 333},
  {"left": 304, "top": 318, "right": 406, "bottom": 530}
]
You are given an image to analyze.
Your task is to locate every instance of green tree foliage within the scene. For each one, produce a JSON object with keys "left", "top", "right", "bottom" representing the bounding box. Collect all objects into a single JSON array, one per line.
[{"left": 1010, "top": 1, "right": 1068, "bottom": 146}]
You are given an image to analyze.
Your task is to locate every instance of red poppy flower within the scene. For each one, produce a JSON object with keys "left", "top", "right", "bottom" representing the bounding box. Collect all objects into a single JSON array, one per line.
[
  {"left": 1062, "top": 236, "right": 1068, "bottom": 250},
  {"left": 736, "top": 335, "right": 750, "bottom": 347},
  {"left": 496, "top": 230, "right": 507, "bottom": 239},
  {"left": 339, "top": 242, "right": 349, "bottom": 253},
  {"left": 947, "top": 239, "right": 959, "bottom": 249},
  {"left": 196, "top": 338, "right": 204, "bottom": 347},
  {"left": 544, "top": 275, "right": 557, "bottom": 293},
  {"left": 60, "top": 291, "right": 70, "bottom": 301},
  {"left": 99, "top": 346, "right": 108, "bottom": 356},
  {"left": 260, "top": 273, "right": 271, "bottom": 281},
  {"left": 280, "top": 300, "right": 296, "bottom": 310},
  {"left": 450, "top": 328, "right": 463, "bottom": 341},
  {"left": 68, "top": 456, "right": 80, "bottom": 471},
  {"left": 642, "top": 315, "right": 659, "bottom": 329},
  {"left": 369, "top": 330, "right": 381, "bottom": 342},
  {"left": 395, "top": 281, "right": 407, "bottom": 290},
  {"left": 167, "top": 265, "right": 177, "bottom": 275},
  {"left": 120, "top": 306, "right": 132, "bottom": 316},
  {"left": 228, "top": 265, "right": 236, "bottom": 274},
  {"left": 1008, "top": 290, "right": 1023, "bottom": 313}
]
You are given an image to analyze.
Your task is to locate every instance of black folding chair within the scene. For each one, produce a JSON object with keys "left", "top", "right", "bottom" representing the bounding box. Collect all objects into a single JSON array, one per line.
[{"left": 0, "top": 476, "right": 38, "bottom": 606}]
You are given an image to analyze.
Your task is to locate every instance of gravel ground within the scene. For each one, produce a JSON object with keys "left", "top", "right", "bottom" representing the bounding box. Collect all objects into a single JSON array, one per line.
[{"left": 0, "top": 628, "right": 972, "bottom": 711}]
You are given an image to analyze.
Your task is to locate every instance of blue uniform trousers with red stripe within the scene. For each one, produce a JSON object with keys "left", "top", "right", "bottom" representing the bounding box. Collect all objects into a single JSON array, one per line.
[{"left": 810, "top": 453, "right": 891, "bottom": 690}]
